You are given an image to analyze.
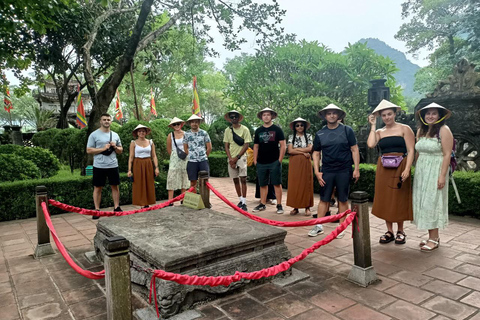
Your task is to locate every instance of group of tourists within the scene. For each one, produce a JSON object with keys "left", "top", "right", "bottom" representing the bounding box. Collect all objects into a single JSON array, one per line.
[{"left": 86, "top": 99, "right": 454, "bottom": 251}]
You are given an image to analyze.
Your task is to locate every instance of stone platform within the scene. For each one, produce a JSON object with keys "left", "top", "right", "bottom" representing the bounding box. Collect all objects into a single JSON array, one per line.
[{"left": 94, "top": 206, "right": 292, "bottom": 318}]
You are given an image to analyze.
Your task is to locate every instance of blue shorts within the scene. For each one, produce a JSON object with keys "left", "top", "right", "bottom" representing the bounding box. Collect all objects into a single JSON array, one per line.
[
  {"left": 187, "top": 160, "right": 210, "bottom": 181},
  {"left": 319, "top": 171, "right": 352, "bottom": 202},
  {"left": 257, "top": 161, "right": 282, "bottom": 187}
]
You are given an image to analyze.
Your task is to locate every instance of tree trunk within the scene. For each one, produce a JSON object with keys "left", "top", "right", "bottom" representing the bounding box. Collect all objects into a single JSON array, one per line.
[{"left": 56, "top": 94, "right": 77, "bottom": 128}]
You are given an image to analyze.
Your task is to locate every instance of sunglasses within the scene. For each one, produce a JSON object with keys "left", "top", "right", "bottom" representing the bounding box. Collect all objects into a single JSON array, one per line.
[
  {"left": 295, "top": 123, "right": 304, "bottom": 128},
  {"left": 229, "top": 115, "right": 239, "bottom": 119},
  {"left": 389, "top": 176, "right": 403, "bottom": 189},
  {"left": 172, "top": 123, "right": 181, "bottom": 127}
]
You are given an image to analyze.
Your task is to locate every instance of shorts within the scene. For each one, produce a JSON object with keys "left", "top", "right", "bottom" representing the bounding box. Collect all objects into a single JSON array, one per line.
[
  {"left": 257, "top": 160, "right": 282, "bottom": 187},
  {"left": 92, "top": 167, "right": 120, "bottom": 187},
  {"left": 319, "top": 171, "right": 352, "bottom": 203},
  {"left": 228, "top": 155, "right": 247, "bottom": 179},
  {"left": 186, "top": 160, "right": 210, "bottom": 181}
]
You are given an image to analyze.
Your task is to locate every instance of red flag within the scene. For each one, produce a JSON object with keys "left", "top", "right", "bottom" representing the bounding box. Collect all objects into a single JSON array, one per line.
[
  {"left": 115, "top": 89, "right": 123, "bottom": 120},
  {"left": 192, "top": 76, "right": 201, "bottom": 116},
  {"left": 150, "top": 88, "right": 157, "bottom": 116},
  {"left": 75, "top": 85, "right": 87, "bottom": 128},
  {"left": 4, "top": 88, "right": 13, "bottom": 113}
]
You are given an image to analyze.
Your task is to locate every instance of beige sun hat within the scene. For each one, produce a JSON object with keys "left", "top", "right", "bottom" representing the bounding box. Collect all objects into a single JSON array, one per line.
[
  {"left": 256, "top": 107, "right": 278, "bottom": 120},
  {"left": 416, "top": 102, "right": 452, "bottom": 121},
  {"left": 186, "top": 114, "right": 203, "bottom": 123},
  {"left": 132, "top": 124, "right": 151, "bottom": 137},
  {"left": 224, "top": 110, "right": 244, "bottom": 122},
  {"left": 168, "top": 117, "right": 185, "bottom": 128},
  {"left": 289, "top": 117, "right": 311, "bottom": 130},
  {"left": 371, "top": 99, "right": 401, "bottom": 116},
  {"left": 317, "top": 104, "right": 346, "bottom": 120}
]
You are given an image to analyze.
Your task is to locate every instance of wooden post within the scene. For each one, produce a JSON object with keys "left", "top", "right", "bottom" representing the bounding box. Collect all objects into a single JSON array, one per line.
[
  {"left": 347, "top": 191, "right": 378, "bottom": 287},
  {"left": 34, "top": 186, "right": 55, "bottom": 258},
  {"left": 104, "top": 236, "right": 132, "bottom": 320},
  {"left": 198, "top": 170, "right": 211, "bottom": 208}
]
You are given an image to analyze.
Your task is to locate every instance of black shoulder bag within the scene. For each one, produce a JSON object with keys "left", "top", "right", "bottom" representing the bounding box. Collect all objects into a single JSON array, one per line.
[
  {"left": 100, "top": 131, "right": 115, "bottom": 156},
  {"left": 231, "top": 127, "right": 245, "bottom": 146},
  {"left": 173, "top": 134, "right": 188, "bottom": 160}
]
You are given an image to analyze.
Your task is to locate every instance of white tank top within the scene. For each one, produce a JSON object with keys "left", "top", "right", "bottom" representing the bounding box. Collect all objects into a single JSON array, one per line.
[
  {"left": 134, "top": 140, "right": 152, "bottom": 158},
  {"left": 172, "top": 133, "right": 185, "bottom": 152}
]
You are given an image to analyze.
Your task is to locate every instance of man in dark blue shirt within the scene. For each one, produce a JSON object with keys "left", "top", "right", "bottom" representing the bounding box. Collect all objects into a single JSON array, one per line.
[{"left": 308, "top": 104, "right": 360, "bottom": 238}]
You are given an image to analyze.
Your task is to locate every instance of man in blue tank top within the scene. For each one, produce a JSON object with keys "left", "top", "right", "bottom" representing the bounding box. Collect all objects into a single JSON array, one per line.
[{"left": 308, "top": 104, "right": 360, "bottom": 238}]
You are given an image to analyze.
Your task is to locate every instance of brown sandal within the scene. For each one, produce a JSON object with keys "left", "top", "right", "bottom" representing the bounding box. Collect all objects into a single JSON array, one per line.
[{"left": 290, "top": 208, "right": 299, "bottom": 215}]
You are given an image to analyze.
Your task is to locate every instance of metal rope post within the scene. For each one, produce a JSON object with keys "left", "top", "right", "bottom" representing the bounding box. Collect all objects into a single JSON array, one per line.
[
  {"left": 34, "top": 186, "right": 55, "bottom": 258},
  {"left": 104, "top": 236, "right": 132, "bottom": 320},
  {"left": 198, "top": 170, "right": 211, "bottom": 208},
  {"left": 348, "top": 191, "right": 378, "bottom": 287}
]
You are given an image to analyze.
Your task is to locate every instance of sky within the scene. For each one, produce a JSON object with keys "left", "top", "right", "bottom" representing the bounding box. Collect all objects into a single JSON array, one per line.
[{"left": 207, "top": 0, "right": 430, "bottom": 69}]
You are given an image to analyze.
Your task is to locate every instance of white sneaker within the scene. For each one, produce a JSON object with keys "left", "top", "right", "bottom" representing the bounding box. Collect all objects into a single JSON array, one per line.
[
  {"left": 308, "top": 225, "right": 324, "bottom": 237},
  {"left": 336, "top": 230, "right": 346, "bottom": 239},
  {"left": 268, "top": 199, "right": 277, "bottom": 205}
]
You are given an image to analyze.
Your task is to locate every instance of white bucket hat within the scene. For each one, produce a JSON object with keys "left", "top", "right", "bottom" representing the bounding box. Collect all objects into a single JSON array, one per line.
[
  {"left": 256, "top": 107, "right": 278, "bottom": 120},
  {"left": 289, "top": 117, "right": 311, "bottom": 130},
  {"left": 317, "top": 104, "right": 346, "bottom": 120},
  {"left": 371, "top": 99, "right": 401, "bottom": 116}
]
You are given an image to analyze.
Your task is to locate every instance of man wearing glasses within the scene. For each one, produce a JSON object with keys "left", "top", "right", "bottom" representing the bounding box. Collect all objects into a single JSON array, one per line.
[
  {"left": 307, "top": 104, "right": 360, "bottom": 238},
  {"left": 223, "top": 110, "right": 252, "bottom": 211}
]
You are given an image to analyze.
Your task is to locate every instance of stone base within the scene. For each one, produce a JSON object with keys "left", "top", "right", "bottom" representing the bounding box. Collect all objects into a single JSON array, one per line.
[
  {"left": 134, "top": 308, "right": 202, "bottom": 320},
  {"left": 273, "top": 268, "right": 310, "bottom": 287},
  {"left": 94, "top": 206, "right": 292, "bottom": 319},
  {"left": 34, "top": 243, "right": 55, "bottom": 258},
  {"left": 347, "top": 265, "right": 379, "bottom": 287}
]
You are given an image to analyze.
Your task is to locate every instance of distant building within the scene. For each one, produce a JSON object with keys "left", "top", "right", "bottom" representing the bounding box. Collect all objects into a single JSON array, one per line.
[{"left": 34, "top": 80, "right": 92, "bottom": 126}]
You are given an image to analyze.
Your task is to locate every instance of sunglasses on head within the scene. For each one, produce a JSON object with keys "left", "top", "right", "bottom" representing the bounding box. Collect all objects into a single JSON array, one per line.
[
  {"left": 295, "top": 123, "right": 304, "bottom": 128},
  {"left": 229, "top": 114, "right": 238, "bottom": 119}
]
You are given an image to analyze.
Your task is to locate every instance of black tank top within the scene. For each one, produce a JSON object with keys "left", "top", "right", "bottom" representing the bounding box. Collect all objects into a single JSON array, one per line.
[{"left": 378, "top": 136, "right": 407, "bottom": 154}]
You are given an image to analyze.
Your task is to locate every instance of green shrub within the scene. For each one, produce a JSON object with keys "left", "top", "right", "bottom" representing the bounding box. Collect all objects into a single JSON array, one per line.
[
  {"left": 448, "top": 171, "right": 480, "bottom": 216},
  {"left": 50, "top": 128, "right": 79, "bottom": 163},
  {"left": 151, "top": 118, "right": 172, "bottom": 137},
  {"left": 67, "top": 128, "right": 89, "bottom": 170},
  {"left": 0, "top": 154, "right": 41, "bottom": 182},
  {"left": 207, "top": 118, "right": 231, "bottom": 151},
  {"left": 0, "top": 172, "right": 168, "bottom": 221},
  {"left": 0, "top": 144, "right": 60, "bottom": 178},
  {"left": 32, "top": 128, "right": 61, "bottom": 150}
]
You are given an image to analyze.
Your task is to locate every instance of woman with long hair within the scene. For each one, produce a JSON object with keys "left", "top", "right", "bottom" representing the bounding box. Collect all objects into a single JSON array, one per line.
[
  {"left": 367, "top": 100, "right": 415, "bottom": 245},
  {"left": 127, "top": 124, "right": 159, "bottom": 208},
  {"left": 286, "top": 117, "right": 314, "bottom": 215},
  {"left": 413, "top": 103, "right": 453, "bottom": 252},
  {"left": 166, "top": 117, "right": 190, "bottom": 202}
]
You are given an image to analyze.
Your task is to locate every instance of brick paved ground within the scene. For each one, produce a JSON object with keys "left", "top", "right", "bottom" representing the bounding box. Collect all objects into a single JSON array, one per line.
[{"left": 1, "top": 176, "right": 480, "bottom": 319}]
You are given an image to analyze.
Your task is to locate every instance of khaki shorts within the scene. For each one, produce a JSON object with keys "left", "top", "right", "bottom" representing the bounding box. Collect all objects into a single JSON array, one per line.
[{"left": 228, "top": 155, "right": 247, "bottom": 179}]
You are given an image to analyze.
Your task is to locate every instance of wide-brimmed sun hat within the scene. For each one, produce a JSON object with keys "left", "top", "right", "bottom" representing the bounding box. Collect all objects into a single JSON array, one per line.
[
  {"left": 168, "top": 117, "right": 185, "bottom": 128},
  {"left": 289, "top": 117, "right": 311, "bottom": 130},
  {"left": 224, "top": 110, "right": 244, "bottom": 122},
  {"left": 371, "top": 99, "right": 401, "bottom": 116},
  {"left": 317, "top": 104, "right": 346, "bottom": 120},
  {"left": 416, "top": 102, "right": 452, "bottom": 124},
  {"left": 186, "top": 114, "right": 203, "bottom": 123},
  {"left": 132, "top": 124, "right": 151, "bottom": 137},
  {"left": 256, "top": 107, "right": 278, "bottom": 120}
]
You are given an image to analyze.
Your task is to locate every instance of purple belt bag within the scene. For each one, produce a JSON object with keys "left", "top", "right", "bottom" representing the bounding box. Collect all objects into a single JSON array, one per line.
[{"left": 381, "top": 155, "right": 404, "bottom": 168}]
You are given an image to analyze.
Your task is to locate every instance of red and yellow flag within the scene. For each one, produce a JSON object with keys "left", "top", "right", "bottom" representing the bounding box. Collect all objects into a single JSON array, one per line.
[
  {"left": 150, "top": 88, "right": 157, "bottom": 116},
  {"left": 75, "top": 85, "right": 86, "bottom": 128},
  {"left": 192, "top": 76, "right": 201, "bottom": 116},
  {"left": 115, "top": 89, "right": 123, "bottom": 120},
  {"left": 4, "top": 87, "right": 13, "bottom": 113}
]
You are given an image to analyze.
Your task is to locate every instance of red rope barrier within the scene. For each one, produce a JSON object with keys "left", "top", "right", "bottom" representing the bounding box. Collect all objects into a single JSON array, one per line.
[
  {"left": 148, "top": 211, "right": 356, "bottom": 317},
  {"left": 206, "top": 182, "right": 349, "bottom": 227},
  {"left": 48, "top": 187, "right": 195, "bottom": 216},
  {"left": 41, "top": 202, "right": 105, "bottom": 279}
]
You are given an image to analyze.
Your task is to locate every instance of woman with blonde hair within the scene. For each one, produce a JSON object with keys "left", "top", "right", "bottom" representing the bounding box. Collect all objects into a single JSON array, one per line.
[
  {"left": 166, "top": 117, "right": 190, "bottom": 202},
  {"left": 286, "top": 117, "right": 314, "bottom": 216},
  {"left": 127, "top": 124, "right": 159, "bottom": 208},
  {"left": 413, "top": 103, "right": 453, "bottom": 252},
  {"left": 367, "top": 100, "right": 415, "bottom": 244}
]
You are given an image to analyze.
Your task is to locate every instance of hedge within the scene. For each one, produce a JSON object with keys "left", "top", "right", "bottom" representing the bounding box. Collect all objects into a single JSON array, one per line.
[
  {"left": 0, "top": 144, "right": 60, "bottom": 178},
  {"left": 0, "top": 154, "right": 41, "bottom": 182},
  {"left": 0, "top": 172, "right": 168, "bottom": 222},
  {"left": 208, "top": 153, "right": 478, "bottom": 217}
]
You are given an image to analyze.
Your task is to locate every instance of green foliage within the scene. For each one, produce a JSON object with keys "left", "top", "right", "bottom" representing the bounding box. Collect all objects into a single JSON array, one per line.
[
  {"left": 49, "top": 128, "right": 78, "bottom": 163},
  {"left": 207, "top": 118, "right": 231, "bottom": 151},
  {"left": 0, "top": 144, "right": 60, "bottom": 178},
  {"left": 151, "top": 119, "right": 171, "bottom": 137},
  {"left": 448, "top": 171, "right": 480, "bottom": 216},
  {"left": 0, "top": 154, "right": 41, "bottom": 182},
  {"left": 32, "top": 128, "right": 61, "bottom": 150},
  {"left": 0, "top": 172, "right": 168, "bottom": 221}
]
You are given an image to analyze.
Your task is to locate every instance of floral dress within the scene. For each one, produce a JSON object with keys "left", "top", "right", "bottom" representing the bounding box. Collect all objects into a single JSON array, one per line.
[
  {"left": 167, "top": 133, "right": 189, "bottom": 191},
  {"left": 413, "top": 138, "right": 449, "bottom": 230}
]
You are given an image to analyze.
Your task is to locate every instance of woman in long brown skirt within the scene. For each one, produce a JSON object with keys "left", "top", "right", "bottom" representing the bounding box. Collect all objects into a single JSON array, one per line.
[
  {"left": 127, "top": 124, "right": 159, "bottom": 208},
  {"left": 286, "top": 117, "right": 314, "bottom": 215},
  {"left": 367, "top": 100, "right": 415, "bottom": 245}
]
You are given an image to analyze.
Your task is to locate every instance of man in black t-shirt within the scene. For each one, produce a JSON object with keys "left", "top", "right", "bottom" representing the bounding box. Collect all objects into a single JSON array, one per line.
[
  {"left": 308, "top": 104, "right": 360, "bottom": 238},
  {"left": 252, "top": 107, "right": 286, "bottom": 214}
]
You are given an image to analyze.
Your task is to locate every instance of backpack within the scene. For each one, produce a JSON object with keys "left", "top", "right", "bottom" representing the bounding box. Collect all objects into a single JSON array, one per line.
[
  {"left": 450, "top": 139, "right": 458, "bottom": 174},
  {"left": 246, "top": 147, "right": 254, "bottom": 167}
]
